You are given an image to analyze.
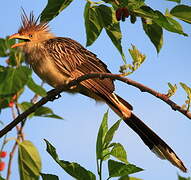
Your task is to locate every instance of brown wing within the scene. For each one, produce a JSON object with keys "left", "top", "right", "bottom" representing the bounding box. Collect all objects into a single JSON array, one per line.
[{"left": 44, "top": 37, "right": 114, "bottom": 96}]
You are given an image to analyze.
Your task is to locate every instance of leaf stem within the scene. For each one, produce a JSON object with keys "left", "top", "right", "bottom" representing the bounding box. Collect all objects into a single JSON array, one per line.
[{"left": 98, "top": 159, "right": 103, "bottom": 180}]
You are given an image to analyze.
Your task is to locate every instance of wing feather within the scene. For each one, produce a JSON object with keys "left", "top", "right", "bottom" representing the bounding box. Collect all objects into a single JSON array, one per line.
[{"left": 44, "top": 37, "right": 114, "bottom": 95}]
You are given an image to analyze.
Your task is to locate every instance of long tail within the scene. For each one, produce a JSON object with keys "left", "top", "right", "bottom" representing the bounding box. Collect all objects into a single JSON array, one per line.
[{"left": 104, "top": 93, "right": 187, "bottom": 172}]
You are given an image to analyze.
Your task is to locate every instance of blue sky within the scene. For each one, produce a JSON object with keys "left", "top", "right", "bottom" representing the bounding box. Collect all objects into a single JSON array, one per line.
[{"left": 0, "top": 0, "right": 191, "bottom": 179}]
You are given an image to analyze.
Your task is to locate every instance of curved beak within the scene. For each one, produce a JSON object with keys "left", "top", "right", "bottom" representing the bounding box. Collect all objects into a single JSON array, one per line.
[{"left": 9, "top": 33, "right": 30, "bottom": 48}]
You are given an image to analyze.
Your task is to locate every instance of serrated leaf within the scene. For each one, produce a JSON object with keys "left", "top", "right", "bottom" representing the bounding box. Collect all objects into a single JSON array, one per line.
[
  {"left": 104, "top": 119, "right": 121, "bottom": 147},
  {"left": 108, "top": 160, "right": 143, "bottom": 177},
  {"left": 170, "top": 5, "right": 191, "bottom": 24},
  {"left": 111, "top": 143, "right": 128, "bottom": 164},
  {"left": 84, "top": 2, "right": 103, "bottom": 46},
  {"left": 96, "top": 111, "right": 109, "bottom": 159},
  {"left": 142, "top": 21, "right": 163, "bottom": 53},
  {"left": 0, "top": 66, "right": 32, "bottom": 96},
  {"left": 18, "top": 140, "right": 41, "bottom": 180},
  {"left": 44, "top": 139, "right": 96, "bottom": 180},
  {"left": 41, "top": 173, "right": 59, "bottom": 180},
  {"left": 40, "top": 0, "right": 74, "bottom": 22},
  {"left": 27, "top": 78, "right": 47, "bottom": 97}
]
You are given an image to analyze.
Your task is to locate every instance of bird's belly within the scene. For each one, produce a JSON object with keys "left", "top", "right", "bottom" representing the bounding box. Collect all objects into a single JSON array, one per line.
[{"left": 31, "top": 59, "right": 69, "bottom": 88}]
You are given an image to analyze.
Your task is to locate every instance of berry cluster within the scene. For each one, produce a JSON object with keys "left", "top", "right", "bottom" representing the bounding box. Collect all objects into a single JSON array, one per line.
[
  {"left": 115, "top": 7, "right": 129, "bottom": 21},
  {"left": 0, "top": 151, "right": 7, "bottom": 171}
]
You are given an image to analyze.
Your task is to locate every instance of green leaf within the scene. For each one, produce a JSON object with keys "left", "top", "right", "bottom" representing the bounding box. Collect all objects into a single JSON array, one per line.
[
  {"left": 178, "top": 174, "right": 191, "bottom": 180},
  {"left": 106, "top": 23, "right": 126, "bottom": 62},
  {"left": 0, "top": 39, "right": 7, "bottom": 57},
  {"left": 18, "top": 140, "right": 41, "bottom": 180},
  {"left": 40, "top": 0, "right": 74, "bottom": 22},
  {"left": 167, "top": 82, "right": 177, "bottom": 97},
  {"left": 128, "top": 177, "right": 142, "bottom": 180},
  {"left": 170, "top": 5, "right": 191, "bottom": 24},
  {"left": 166, "top": 0, "right": 180, "bottom": 2},
  {"left": 154, "top": 11, "right": 187, "bottom": 36},
  {"left": 44, "top": 139, "right": 96, "bottom": 180},
  {"left": 111, "top": 143, "right": 128, "bottom": 164},
  {"left": 41, "top": 173, "right": 59, "bottom": 180},
  {"left": 96, "top": 111, "right": 109, "bottom": 159},
  {"left": 120, "top": 45, "right": 146, "bottom": 75},
  {"left": 19, "top": 102, "right": 63, "bottom": 119},
  {"left": 104, "top": 119, "right": 121, "bottom": 147},
  {"left": 180, "top": 82, "right": 191, "bottom": 98},
  {"left": 0, "top": 177, "right": 5, "bottom": 180},
  {"left": 97, "top": 5, "right": 113, "bottom": 29},
  {"left": 135, "top": 6, "right": 187, "bottom": 36},
  {"left": 108, "top": 160, "right": 143, "bottom": 178},
  {"left": 84, "top": 2, "right": 103, "bottom": 46},
  {"left": 103, "top": 7, "right": 126, "bottom": 62},
  {"left": 119, "top": 176, "right": 143, "bottom": 180},
  {"left": 35, "top": 106, "right": 63, "bottom": 119},
  {"left": 0, "top": 66, "right": 32, "bottom": 96},
  {"left": 142, "top": 20, "right": 163, "bottom": 53},
  {"left": 118, "top": 176, "right": 142, "bottom": 180},
  {"left": 27, "top": 78, "right": 47, "bottom": 97}
]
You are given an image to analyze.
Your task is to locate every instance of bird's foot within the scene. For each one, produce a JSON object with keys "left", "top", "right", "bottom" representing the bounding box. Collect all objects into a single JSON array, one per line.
[{"left": 47, "top": 90, "right": 62, "bottom": 101}]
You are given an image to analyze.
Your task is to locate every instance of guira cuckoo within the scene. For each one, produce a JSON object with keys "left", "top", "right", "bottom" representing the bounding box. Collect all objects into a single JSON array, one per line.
[{"left": 9, "top": 11, "right": 187, "bottom": 172}]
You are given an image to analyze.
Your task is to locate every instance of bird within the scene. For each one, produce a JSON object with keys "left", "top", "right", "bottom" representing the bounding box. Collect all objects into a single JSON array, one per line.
[{"left": 9, "top": 11, "right": 187, "bottom": 172}]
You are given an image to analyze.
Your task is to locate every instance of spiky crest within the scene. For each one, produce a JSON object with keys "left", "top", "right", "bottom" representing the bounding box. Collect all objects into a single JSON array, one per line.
[{"left": 19, "top": 9, "right": 49, "bottom": 34}]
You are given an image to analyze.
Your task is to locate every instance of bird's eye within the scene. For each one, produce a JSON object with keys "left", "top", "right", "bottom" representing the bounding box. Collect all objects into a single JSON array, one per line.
[{"left": 29, "top": 34, "right": 33, "bottom": 38}]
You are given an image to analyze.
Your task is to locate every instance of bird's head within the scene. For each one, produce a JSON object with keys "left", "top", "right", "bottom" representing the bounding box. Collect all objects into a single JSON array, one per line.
[{"left": 9, "top": 10, "right": 54, "bottom": 48}]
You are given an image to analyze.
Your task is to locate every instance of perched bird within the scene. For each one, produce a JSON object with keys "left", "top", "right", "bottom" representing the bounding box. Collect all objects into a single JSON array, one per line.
[{"left": 9, "top": 11, "right": 187, "bottom": 172}]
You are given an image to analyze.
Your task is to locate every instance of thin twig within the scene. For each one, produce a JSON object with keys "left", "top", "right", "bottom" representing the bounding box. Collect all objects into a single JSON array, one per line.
[
  {"left": 6, "top": 106, "right": 22, "bottom": 180},
  {"left": 0, "top": 72, "right": 190, "bottom": 138},
  {"left": 6, "top": 140, "right": 18, "bottom": 180}
]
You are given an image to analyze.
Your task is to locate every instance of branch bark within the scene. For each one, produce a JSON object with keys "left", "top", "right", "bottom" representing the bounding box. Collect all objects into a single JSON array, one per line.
[{"left": 0, "top": 72, "right": 190, "bottom": 138}]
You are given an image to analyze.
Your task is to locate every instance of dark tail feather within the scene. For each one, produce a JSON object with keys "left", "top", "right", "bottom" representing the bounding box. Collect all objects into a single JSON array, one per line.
[{"left": 105, "top": 93, "right": 187, "bottom": 172}]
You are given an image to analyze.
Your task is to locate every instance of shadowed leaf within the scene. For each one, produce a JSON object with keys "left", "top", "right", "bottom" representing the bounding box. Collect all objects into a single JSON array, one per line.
[
  {"left": 84, "top": 2, "right": 103, "bottom": 46},
  {"left": 142, "top": 21, "right": 163, "bottom": 53},
  {"left": 41, "top": 0, "right": 74, "bottom": 22}
]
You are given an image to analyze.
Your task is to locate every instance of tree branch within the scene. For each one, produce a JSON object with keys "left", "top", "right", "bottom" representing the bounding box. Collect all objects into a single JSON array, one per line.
[{"left": 0, "top": 72, "right": 190, "bottom": 138}]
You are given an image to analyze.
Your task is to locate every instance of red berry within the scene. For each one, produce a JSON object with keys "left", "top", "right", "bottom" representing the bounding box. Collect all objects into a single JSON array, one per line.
[
  {"left": 122, "top": 8, "right": 129, "bottom": 18},
  {"left": 8, "top": 101, "right": 14, "bottom": 107},
  {"left": 0, "top": 151, "right": 7, "bottom": 158},
  {"left": 116, "top": 8, "right": 123, "bottom": 21},
  {"left": 0, "top": 161, "right": 5, "bottom": 171}
]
